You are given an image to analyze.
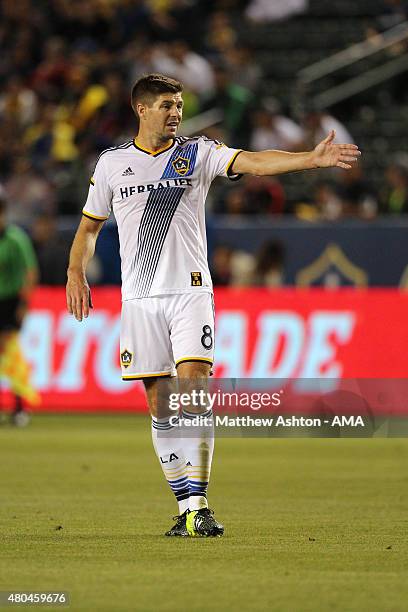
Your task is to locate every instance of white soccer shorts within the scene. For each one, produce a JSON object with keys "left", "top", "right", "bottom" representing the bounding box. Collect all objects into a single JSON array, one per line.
[{"left": 120, "top": 292, "right": 215, "bottom": 379}]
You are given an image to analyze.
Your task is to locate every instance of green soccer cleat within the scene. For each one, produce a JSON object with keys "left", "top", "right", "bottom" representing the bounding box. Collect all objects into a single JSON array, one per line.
[
  {"left": 165, "top": 511, "right": 189, "bottom": 537},
  {"left": 186, "top": 508, "right": 224, "bottom": 537}
]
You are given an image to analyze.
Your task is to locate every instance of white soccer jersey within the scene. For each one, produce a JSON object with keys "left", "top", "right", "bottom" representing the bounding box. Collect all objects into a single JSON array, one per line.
[{"left": 83, "top": 136, "right": 242, "bottom": 300}]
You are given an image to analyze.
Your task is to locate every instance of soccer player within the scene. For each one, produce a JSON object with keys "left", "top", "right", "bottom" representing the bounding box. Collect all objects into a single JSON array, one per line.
[
  {"left": 66, "top": 74, "right": 360, "bottom": 537},
  {"left": 0, "top": 190, "right": 40, "bottom": 425}
]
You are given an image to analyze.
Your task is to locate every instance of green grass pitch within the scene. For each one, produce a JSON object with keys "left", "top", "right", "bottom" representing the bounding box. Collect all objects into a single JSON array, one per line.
[{"left": 1, "top": 414, "right": 408, "bottom": 612}]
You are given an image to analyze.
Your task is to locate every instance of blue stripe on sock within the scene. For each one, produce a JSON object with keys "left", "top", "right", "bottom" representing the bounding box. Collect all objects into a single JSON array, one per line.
[
  {"left": 170, "top": 484, "right": 190, "bottom": 493},
  {"left": 175, "top": 491, "right": 190, "bottom": 501},
  {"left": 167, "top": 476, "right": 188, "bottom": 485},
  {"left": 188, "top": 483, "right": 208, "bottom": 493},
  {"left": 168, "top": 480, "right": 189, "bottom": 490}
]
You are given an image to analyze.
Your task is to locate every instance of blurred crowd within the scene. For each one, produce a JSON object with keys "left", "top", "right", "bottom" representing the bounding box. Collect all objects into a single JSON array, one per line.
[
  {"left": 211, "top": 239, "right": 286, "bottom": 288},
  {"left": 1, "top": 0, "right": 408, "bottom": 285}
]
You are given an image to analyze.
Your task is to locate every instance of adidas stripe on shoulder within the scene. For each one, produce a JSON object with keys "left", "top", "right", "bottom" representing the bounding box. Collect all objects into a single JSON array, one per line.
[
  {"left": 96, "top": 140, "right": 133, "bottom": 164},
  {"left": 175, "top": 135, "right": 225, "bottom": 147}
]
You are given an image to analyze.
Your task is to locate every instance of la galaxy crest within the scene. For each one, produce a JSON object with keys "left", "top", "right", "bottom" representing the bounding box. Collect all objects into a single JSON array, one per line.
[
  {"left": 172, "top": 156, "right": 190, "bottom": 176},
  {"left": 120, "top": 349, "right": 133, "bottom": 368}
]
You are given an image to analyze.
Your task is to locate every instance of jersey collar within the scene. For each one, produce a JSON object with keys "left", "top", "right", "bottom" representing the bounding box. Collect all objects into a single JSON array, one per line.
[{"left": 133, "top": 138, "right": 175, "bottom": 157}]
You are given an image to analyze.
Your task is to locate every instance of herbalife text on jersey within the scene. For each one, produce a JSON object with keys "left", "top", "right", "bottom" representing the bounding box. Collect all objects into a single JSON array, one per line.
[{"left": 120, "top": 177, "right": 192, "bottom": 199}]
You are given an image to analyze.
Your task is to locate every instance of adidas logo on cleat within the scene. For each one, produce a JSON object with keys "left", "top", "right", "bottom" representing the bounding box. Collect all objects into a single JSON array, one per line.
[
  {"left": 186, "top": 508, "right": 224, "bottom": 537},
  {"left": 122, "top": 166, "right": 134, "bottom": 176}
]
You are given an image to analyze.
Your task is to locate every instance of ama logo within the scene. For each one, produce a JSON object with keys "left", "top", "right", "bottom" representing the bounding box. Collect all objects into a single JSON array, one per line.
[{"left": 172, "top": 156, "right": 190, "bottom": 176}]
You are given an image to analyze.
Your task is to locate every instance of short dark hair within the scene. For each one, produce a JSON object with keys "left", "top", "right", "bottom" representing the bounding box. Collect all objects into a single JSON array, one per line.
[{"left": 131, "top": 73, "right": 183, "bottom": 117}]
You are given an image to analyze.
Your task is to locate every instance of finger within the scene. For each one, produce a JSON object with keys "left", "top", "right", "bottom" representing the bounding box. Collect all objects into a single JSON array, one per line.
[
  {"left": 73, "top": 296, "right": 83, "bottom": 322},
  {"left": 73, "top": 303, "right": 81, "bottom": 322},
  {"left": 337, "top": 162, "right": 351, "bottom": 170},
  {"left": 339, "top": 147, "right": 361, "bottom": 156},
  {"left": 339, "top": 144, "right": 360, "bottom": 150},
  {"left": 82, "top": 292, "right": 89, "bottom": 319},
  {"left": 89, "top": 290, "right": 93, "bottom": 309},
  {"left": 340, "top": 155, "right": 359, "bottom": 162},
  {"left": 323, "top": 129, "right": 335, "bottom": 144},
  {"left": 66, "top": 292, "right": 73, "bottom": 314}
]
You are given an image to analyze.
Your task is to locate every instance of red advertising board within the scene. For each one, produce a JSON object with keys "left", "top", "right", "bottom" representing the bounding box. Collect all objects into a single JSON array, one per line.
[{"left": 7, "top": 287, "right": 408, "bottom": 412}]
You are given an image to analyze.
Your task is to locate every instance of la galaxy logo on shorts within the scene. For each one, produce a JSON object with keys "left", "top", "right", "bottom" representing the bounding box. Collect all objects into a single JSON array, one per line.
[
  {"left": 172, "top": 156, "right": 190, "bottom": 176},
  {"left": 120, "top": 349, "right": 133, "bottom": 368}
]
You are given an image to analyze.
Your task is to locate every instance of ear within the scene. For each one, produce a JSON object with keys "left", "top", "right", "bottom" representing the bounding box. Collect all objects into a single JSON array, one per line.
[{"left": 137, "top": 102, "right": 147, "bottom": 121}]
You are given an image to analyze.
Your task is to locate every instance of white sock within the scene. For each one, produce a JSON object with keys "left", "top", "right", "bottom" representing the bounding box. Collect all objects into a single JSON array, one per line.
[
  {"left": 181, "top": 409, "right": 214, "bottom": 511},
  {"left": 151, "top": 415, "right": 189, "bottom": 515}
]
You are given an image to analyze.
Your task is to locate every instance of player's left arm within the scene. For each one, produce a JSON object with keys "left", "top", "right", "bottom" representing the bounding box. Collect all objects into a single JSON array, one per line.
[{"left": 230, "top": 130, "right": 361, "bottom": 176}]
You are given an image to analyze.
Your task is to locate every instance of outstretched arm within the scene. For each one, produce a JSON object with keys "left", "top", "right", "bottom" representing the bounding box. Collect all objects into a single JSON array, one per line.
[
  {"left": 231, "top": 130, "right": 361, "bottom": 176},
  {"left": 66, "top": 216, "right": 104, "bottom": 321}
]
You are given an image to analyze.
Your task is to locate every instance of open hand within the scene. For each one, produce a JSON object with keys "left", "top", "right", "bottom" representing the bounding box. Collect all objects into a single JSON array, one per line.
[
  {"left": 66, "top": 272, "right": 93, "bottom": 322},
  {"left": 313, "top": 130, "right": 361, "bottom": 170}
]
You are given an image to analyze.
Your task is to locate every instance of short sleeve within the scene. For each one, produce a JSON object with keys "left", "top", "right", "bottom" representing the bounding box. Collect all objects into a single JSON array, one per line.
[
  {"left": 200, "top": 138, "right": 243, "bottom": 183},
  {"left": 82, "top": 155, "right": 112, "bottom": 221}
]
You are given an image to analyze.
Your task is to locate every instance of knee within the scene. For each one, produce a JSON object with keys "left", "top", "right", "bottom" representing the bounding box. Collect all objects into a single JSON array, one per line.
[
  {"left": 176, "top": 361, "right": 211, "bottom": 380},
  {"left": 144, "top": 377, "right": 177, "bottom": 418}
]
